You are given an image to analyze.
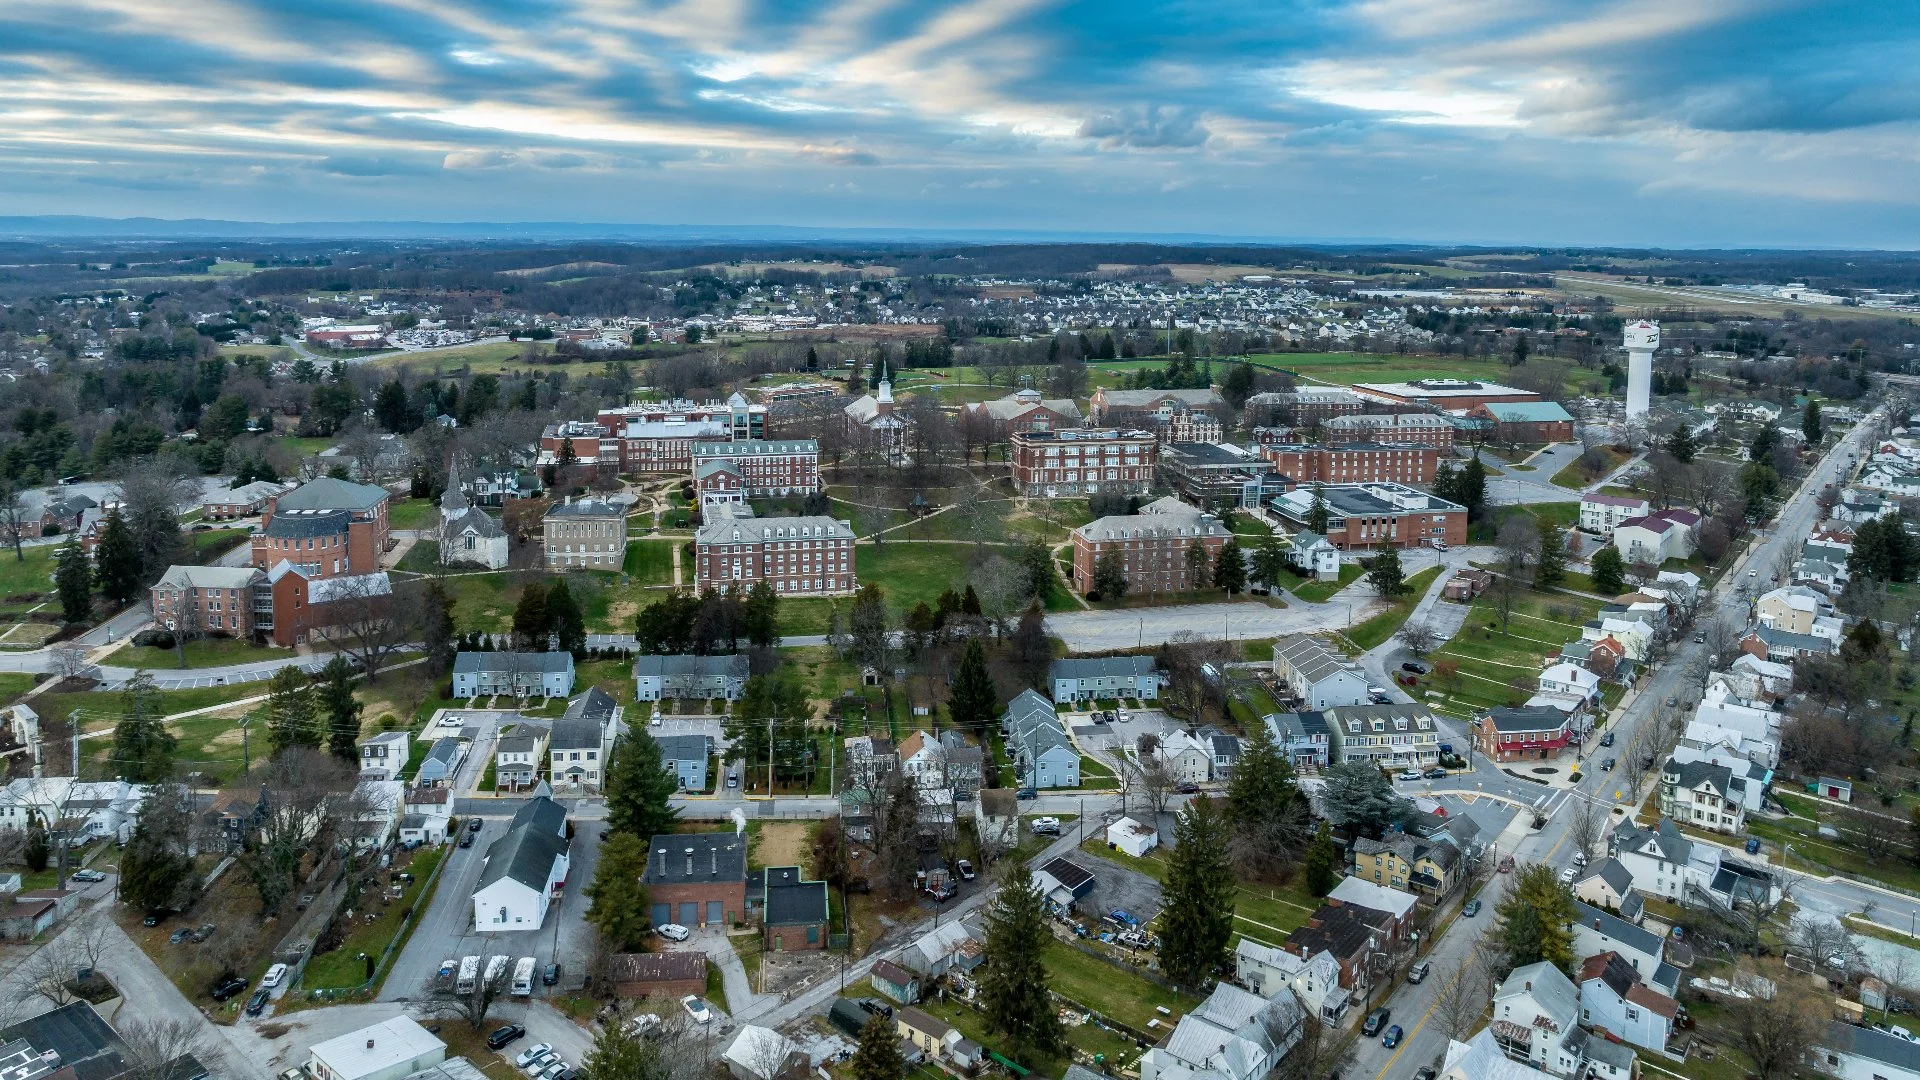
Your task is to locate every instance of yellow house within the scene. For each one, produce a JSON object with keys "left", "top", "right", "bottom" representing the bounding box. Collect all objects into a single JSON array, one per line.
[
  {"left": 896, "top": 1008, "right": 952, "bottom": 1058},
  {"left": 1351, "top": 834, "right": 1461, "bottom": 896}
]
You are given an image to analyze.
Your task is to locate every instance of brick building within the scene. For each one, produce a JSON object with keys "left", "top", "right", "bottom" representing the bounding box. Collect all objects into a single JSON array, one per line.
[
  {"left": 1468, "top": 401, "right": 1576, "bottom": 444},
  {"left": 694, "top": 506, "right": 855, "bottom": 596},
  {"left": 1473, "top": 706, "right": 1573, "bottom": 762},
  {"left": 644, "top": 833, "right": 748, "bottom": 928},
  {"left": 150, "top": 566, "right": 269, "bottom": 640},
  {"left": 964, "top": 388, "right": 1084, "bottom": 438},
  {"left": 539, "top": 395, "right": 766, "bottom": 478},
  {"left": 1245, "top": 388, "right": 1368, "bottom": 424},
  {"left": 596, "top": 394, "right": 765, "bottom": 440},
  {"left": 1089, "top": 388, "right": 1226, "bottom": 425},
  {"left": 265, "top": 566, "right": 393, "bottom": 647},
  {"left": 1322, "top": 412, "right": 1456, "bottom": 449},
  {"left": 1258, "top": 443, "right": 1439, "bottom": 487},
  {"left": 1010, "top": 429, "right": 1157, "bottom": 497},
  {"left": 690, "top": 440, "right": 820, "bottom": 508},
  {"left": 1268, "top": 483, "right": 1468, "bottom": 550},
  {"left": 543, "top": 496, "right": 627, "bottom": 570},
  {"left": 250, "top": 477, "right": 391, "bottom": 579},
  {"left": 1351, "top": 378, "right": 1541, "bottom": 412},
  {"left": 1069, "top": 496, "right": 1232, "bottom": 596},
  {"left": 1158, "top": 442, "right": 1286, "bottom": 509},
  {"left": 758, "top": 865, "right": 830, "bottom": 951}
]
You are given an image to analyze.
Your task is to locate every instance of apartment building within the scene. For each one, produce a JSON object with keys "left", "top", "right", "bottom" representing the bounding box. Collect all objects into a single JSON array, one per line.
[
  {"left": 1246, "top": 388, "right": 1367, "bottom": 424},
  {"left": 543, "top": 496, "right": 627, "bottom": 570},
  {"left": 1069, "top": 496, "right": 1231, "bottom": 596},
  {"left": 150, "top": 565, "right": 270, "bottom": 640},
  {"left": 1579, "top": 494, "right": 1651, "bottom": 536},
  {"left": 1257, "top": 443, "right": 1439, "bottom": 487},
  {"left": 249, "top": 477, "right": 391, "bottom": 579},
  {"left": 691, "top": 440, "right": 821, "bottom": 507},
  {"left": 1322, "top": 412, "right": 1456, "bottom": 448},
  {"left": 694, "top": 506, "right": 856, "bottom": 596},
  {"left": 1268, "top": 483, "right": 1468, "bottom": 550},
  {"left": 540, "top": 395, "right": 765, "bottom": 478},
  {"left": 1010, "top": 428, "right": 1157, "bottom": 497}
]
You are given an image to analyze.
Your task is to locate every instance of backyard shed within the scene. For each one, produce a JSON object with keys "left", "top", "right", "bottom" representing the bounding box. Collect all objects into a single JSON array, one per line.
[{"left": 1106, "top": 816, "right": 1159, "bottom": 857}]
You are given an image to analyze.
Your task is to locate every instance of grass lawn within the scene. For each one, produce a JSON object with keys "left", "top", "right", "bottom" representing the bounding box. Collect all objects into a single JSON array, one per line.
[
  {"left": 1292, "top": 563, "right": 1363, "bottom": 603},
  {"left": 1346, "top": 566, "right": 1444, "bottom": 651},
  {"left": 118, "top": 637, "right": 297, "bottom": 670},
  {"left": 302, "top": 848, "right": 447, "bottom": 991},
  {"left": 1081, "top": 841, "right": 1319, "bottom": 943},
  {"left": 47, "top": 682, "right": 273, "bottom": 782},
  {"left": 0, "top": 672, "right": 38, "bottom": 704},
  {"left": 389, "top": 498, "right": 439, "bottom": 530},
  {"left": 777, "top": 542, "right": 1028, "bottom": 635},
  {"left": 186, "top": 528, "right": 250, "bottom": 563},
  {"left": 1551, "top": 446, "right": 1628, "bottom": 489},
  {"left": 624, "top": 540, "right": 677, "bottom": 587},
  {"left": 1422, "top": 588, "right": 1599, "bottom": 714},
  {"left": 1041, "top": 938, "right": 1202, "bottom": 1030}
]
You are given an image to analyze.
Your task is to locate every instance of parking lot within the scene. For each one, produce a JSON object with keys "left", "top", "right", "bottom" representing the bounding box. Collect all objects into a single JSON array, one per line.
[{"left": 1066, "top": 707, "right": 1179, "bottom": 754}]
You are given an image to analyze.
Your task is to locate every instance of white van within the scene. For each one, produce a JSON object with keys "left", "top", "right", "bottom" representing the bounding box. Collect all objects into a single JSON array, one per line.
[{"left": 511, "top": 956, "right": 536, "bottom": 997}]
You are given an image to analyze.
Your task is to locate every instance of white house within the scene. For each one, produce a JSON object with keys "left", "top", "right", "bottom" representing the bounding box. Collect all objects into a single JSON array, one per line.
[
  {"left": 1673, "top": 722, "right": 1774, "bottom": 812},
  {"left": 1271, "top": 635, "right": 1369, "bottom": 710},
  {"left": 0, "top": 778, "right": 149, "bottom": 845},
  {"left": 358, "top": 730, "right": 412, "bottom": 780},
  {"left": 452, "top": 651, "right": 575, "bottom": 699},
  {"left": 1286, "top": 532, "right": 1341, "bottom": 580},
  {"left": 308, "top": 1016, "right": 446, "bottom": 1080},
  {"left": 1693, "top": 690, "right": 1781, "bottom": 745},
  {"left": 352, "top": 780, "right": 404, "bottom": 849},
  {"left": 1153, "top": 730, "right": 1212, "bottom": 785},
  {"left": 400, "top": 787, "right": 452, "bottom": 845},
  {"left": 1137, "top": 983, "right": 1303, "bottom": 1080},
  {"left": 722, "top": 1026, "right": 805, "bottom": 1080},
  {"left": 1571, "top": 858, "right": 1639, "bottom": 919},
  {"left": 1612, "top": 509, "right": 1701, "bottom": 564},
  {"left": 1537, "top": 663, "right": 1601, "bottom": 706},
  {"left": 1608, "top": 819, "right": 1720, "bottom": 904},
  {"left": 1049, "top": 655, "right": 1162, "bottom": 703},
  {"left": 973, "top": 789, "right": 1020, "bottom": 855},
  {"left": 1813, "top": 1021, "right": 1920, "bottom": 1080},
  {"left": 1569, "top": 901, "right": 1680, "bottom": 996},
  {"left": 472, "top": 796, "right": 569, "bottom": 932},
  {"left": 1579, "top": 494, "right": 1650, "bottom": 537},
  {"left": 1439, "top": 1029, "right": 1559, "bottom": 1080},
  {"left": 1659, "top": 757, "right": 1748, "bottom": 835},
  {"left": 1233, "top": 938, "right": 1346, "bottom": 1024},
  {"left": 1578, "top": 951, "right": 1678, "bottom": 1053},
  {"left": 548, "top": 688, "right": 619, "bottom": 793},
  {"left": 1106, "top": 816, "right": 1159, "bottom": 857},
  {"left": 1489, "top": 962, "right": 1637, "bottom": 1080}
]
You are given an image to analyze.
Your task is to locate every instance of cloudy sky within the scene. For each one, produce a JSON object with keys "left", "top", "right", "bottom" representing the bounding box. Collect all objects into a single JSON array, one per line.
[{"left": 4, "top": 0, "right": 1918, "bottom": 246}]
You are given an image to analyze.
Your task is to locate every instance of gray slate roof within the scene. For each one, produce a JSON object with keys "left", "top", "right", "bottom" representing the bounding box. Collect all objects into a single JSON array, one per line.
[
  {"left": 561, "top": 687, "right": 618, "bottom": 723},
  {"left": 276, "top": 477, "right": 389, "bottom": 513},
  {"left": 1664, "top": 756, "right": 1735, "bottom": 799},
  {"left": 644, "top": 833, "right": 746, "bottom": 885},
  {"left": 1571, "top": 899, "right": 1663, "bottom": 959},
  {"left": 264, "top": 508, "right": 350, "bottom": 538},
  {"left": 477, "top": 796, "right": 568, "bottom": 893},
  {"left": 544, "top": 497, "right": 624, "bottom": 519},
  {"left": 1579, "top": 856, "right": 1634, "bottom": 898},
  {"left": 550, "top": 718, "right": 604, "bottom": 752},
  {"left": 632, "top": 654, "right": 751, "bottom": 680},
  {"left": 455, "top": 651, "right": 575, "bottom": 674},
  {"left": 1049, "top": 655, "right": 1158, "bottom": 681},
  {"left": 655, "top": 734, "right": 709, "bottom": 764},
  {"left": 1484, "top": 706, "right": 1567, "bottom": 732}
]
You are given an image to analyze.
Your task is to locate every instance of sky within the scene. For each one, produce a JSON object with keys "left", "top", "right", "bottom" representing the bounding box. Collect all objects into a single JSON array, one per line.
[{"left": 4, "top": 0, "right": 1920, "bottom": 247}]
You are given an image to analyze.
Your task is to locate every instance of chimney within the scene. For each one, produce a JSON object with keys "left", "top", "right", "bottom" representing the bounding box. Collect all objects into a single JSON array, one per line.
[
  {"left": 710, "top": 849, "right": 716, "bottom": 876},
  {"left": 686, "top": 847, "right": 694, "bottom": 876},
  {"left": 366, "top": 1039, "right": 375, "bottom": 1050}
]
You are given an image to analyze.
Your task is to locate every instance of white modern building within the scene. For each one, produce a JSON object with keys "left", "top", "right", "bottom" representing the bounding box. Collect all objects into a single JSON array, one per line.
[{"left": 308, "top": 1017, "right": 446, "bottom": 1080}]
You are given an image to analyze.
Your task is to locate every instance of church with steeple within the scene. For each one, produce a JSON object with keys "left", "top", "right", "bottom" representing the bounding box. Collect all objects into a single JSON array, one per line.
[
  {"left": 841, "top": 361, "right": 913, "bottom": 462},
  {"left": 439, "top": 462, "right": 510, "bottom": 569}
]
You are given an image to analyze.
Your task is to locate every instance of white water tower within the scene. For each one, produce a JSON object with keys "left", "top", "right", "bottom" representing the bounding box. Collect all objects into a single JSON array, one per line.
[{"left": 1624, "top": 320, "right": 1659, "bottom": 420}]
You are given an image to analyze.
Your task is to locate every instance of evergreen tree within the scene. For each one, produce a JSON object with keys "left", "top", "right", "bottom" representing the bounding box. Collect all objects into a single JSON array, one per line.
[
  {"left": 1185, "top": 541, "right": 1210, "bottom": 591},
  {"left": 948, "top": 638, "right": 998, "bottom": 737},
  {"left": 1159, "top": 797, "right": 1236, "bottom": 988},
  {"left": 118, "top": 784, "right": 198, "bottom": 912},
  {"left": 1750, "top": 423, "right": 1779, "bottom": 463},
  {"left": 1092, "top": 548, "right": 1129, "bottom": 599},
  {"left": 1664, "top": 424, "right": 1696, "bottom": 463},
  {"left": 1021, "top": 541, "right": 1056, "bottom": 603},
  {"left": 1803, "top": 400, "right": 1824, "bottom": 444},
  {"left": 805, "top": 345, "right": 819, "bottom": 370},
  {"left": 1494, "top": 863, "right": 1578, "bottom": 974},
  {"left": 374, "top": 377, "right": 411, "bottom": 432},
  {"left": 24, "top": 821, "right": 47, "bottom": 872},
  {"left": 1534, "top": 527, "right": 1567, "bottom": 589},
  {"left": 1306, "top": 484, "right": 1330, "bottom": 534},
  {"left": 743, "top": 580, "right": 781, "bottom": 648},
  {"left": 604, "top": 733, "right": 680, "bottom": 838},
  {"left": 1223, "top": 721, "right": 1310, "bottom": 878},
  {"left": 849, "top": 584, "right": 889, "bottom": 669},
  {"left": 1303, "top": 822, "right": 1339, "bottom": 896},
  {"left": 512, "top": 585, "right": 549, "bottom": 650},
  {"left": 1459, "top": 455, "right": 1488, "bottom": 519},
  {"left": 584, "top": 833, "right": 654, "bottom": 950},
  {"left": 1221, "top": 361, "right": 1256, "bottom": 409},
  {"left": 579, "top": 1022, "right": 668, "bottom": 1080},
  {"left": 421, "top": 579, "right": 457, "bottom": 676},
  {"left": 265, "top": 665, "right": 319, "bottom": 756},
  {"left": 55, "top": 537, "right": 91, "bottom": 624},
  {"left": 546, "top": 579, "right": 587, "bottom": 655},
  {"left": 1251, "top": 535, "right": 1286, "bottom": 589},
  {"left": 979, "top": 861, "right": 1066, "bottom": 1062},
  {"left": 1589, "top": 546, "right": 1627, "bottom": 595},
  {"left": 1213, "top": 538, "right": 1247, "bottom": 594},
  {"left": 110, "top": 671, "right": 175, "bottom": 782},
  {"left": 316, "top": 655, "right": 363, "bottom": 763},
  {"left": 961, "top": 585, "right": 982, "bottom": 616},
  {"left": 847, "top": 1014, "right": 907, "bottom": 1080},
  {"left": 93, "top": 508, "right": 142, "bottom": 606},
  {"left": 1366, "top": 547, "right": 1407, "bottom": 599}
]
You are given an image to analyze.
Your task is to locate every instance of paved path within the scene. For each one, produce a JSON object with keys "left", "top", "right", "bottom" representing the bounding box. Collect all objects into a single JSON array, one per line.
[{"left": 1042, "top": 597, "right": 1384, "bottom": 652}]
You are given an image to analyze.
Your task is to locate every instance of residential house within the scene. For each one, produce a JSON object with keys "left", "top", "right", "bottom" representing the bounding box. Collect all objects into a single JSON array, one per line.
[
  {"left": 1049, "top": 655, "right": 1161, "bottom": 703},
  {"left": 722, "top": 1027, "right": 807, "bottom": 1080},
  {"left": 1136, "top": 982, "right": 1303, "bottom": 1080},
  {"left": 358, "top": 730, "right": 412, "bottom": 780},
  {"left": 1106, "top": 816, "right": 1159, "bottom": 857},
  {"left": 1569, "top": 901, "right": 1681, "bottom": 997},
  {"left": 548, "top": 688, "right": 618, "bottom": 792},
  {"left": 1535, "top": 663, "right": 1602, "bottom": 712},
  {"left": 202, "top": 479, "right": 284, "bottom": 520},
  {"left": 492, "top": 729, "right": 549, "bottom": 792},
  {"left": 609, "top": 951, "right": 708, "bottom": 999},
  {"left": 896, "top": 730, "right": 982, "bottom": 794},
  {"left": 1325, "top": 878, "right": 1420, "bottom": 941},
  {"left": 1658, "top": 757, "right": 1748, "bottom": 835},
  {"left": 1283, "top": 901, "right": 1401, "bottom": 992},
  {"left": 1034, "top": 857, "right": 1096, "bottom": 910},
  {"left": 870, "top": 959, "right": 922, "bottom": 1005},
  {"left": 39, "top": 492, "right": 97, "bottom": 534},
  {"left": 1350, "top": 832, "right": 1463, "bottom": 897},
  {"left": 1233, "top": 938, "right": 1346, "bottom": 1024},
  {"left": 1437, "top": 1029, "right": 1561, "bottom": 1080},
  {"left": 1571, "top": 858, "right": 1641, "bottom": 920},
  {"left": 1813, "top": 1021, "right": 1920, "bottom": 1080},
  {"left": 1152, "top": 729, "right": 1212, "bottom": 786},
  {"left": 759, "top": 865, "right": 829, "bottom": 951},
  {"left": 1264, "top": 712, "right": 1332, "bottom": 769},
  {"left": 415, "top": 738, "right": 466, "bottom": 787},
  {"left": 401, "top": 787, "right": 452, "bottom": 845},
  {"left": 471, "top": 797, "right": 569, "bottom": 932},
  {"left": 1579, "top": 494, "right": 1651, "bottom": 537},
  {"left": 899, "top": 919, "right": 986, "bottom": 980},
  {"left": 974, "top": 788, "right": 1019, "bottom": 854},
  {"left": 1286, "top": 532, "right": 1341, "bottom": 581},
  {"left": 895, "top": 1009, "right": 953, "bottom": 1061},
  {"left": 632, "top": 654, "right": 751, "bottom": 701},
  {"left": 1271, "top": 635, "right": 1369, "bottom": 710},
  {"left": 656, "top": 735, "right": 711, "bottom": 792},
  {"left": 1578, "top": 952, "right": 1679, "bottom": 1053},
  {"left": 1608, "top": 820, "right": 1720, "bottom": 904},
  {"left": 1001, "top": 689, "right": 1079, "bottom": 789},
  {"left": 1205, "top": 729, "right": 1241, "bottom": 778},
  {"left": 1474, "top": 706, "right": 1572, "bottom": 762},
  {"left": 1490, "top": 962, "right": 1614, "bottom": 1080},
  {"left": 1322, "top": 704, "right": 1441, "bottom": 768},
  {"left": 1756, "top": 584, "right": 1833, "bottom": 634},
  {"left": 452, "top": 652, "right": 575, "bottom": 699},
  {"left": 1672, "top": 722, "right": 1773, "bottom": 812},
  {"left": 1743, "top": 624, "right": 1836, "bottom": 662},
  {"left": 644, "top": 832, "right": 747, "bottom": 928},
  {"left": 1613, "top": 509, "right": 1701, "bottom": 564},
  {"left": 0, "top": 778, "right": 148, "bottom": 845}
]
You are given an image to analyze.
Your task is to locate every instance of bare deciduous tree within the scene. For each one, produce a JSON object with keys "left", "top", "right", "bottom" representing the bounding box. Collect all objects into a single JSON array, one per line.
[
  {"left": 1430, "top": 939, "right": 1497, "bottom": 1042},
  {"left": 1566, "top": 795, "right": 1604, "bottom": 867},
  {"left": 118, "top": 1015, "right": 225, "bottom": 1080},
  {"left": 314, "top": 573, "right": 411, "bottom": 680},
  {"left": 1395, "top": 618, "right": 1437, "bottom": 657},
  {"left": 49, "top": 643, "right": 94, "bottom": 682},
  {"left": 414, "top": 962, "right": 510, "bottom": 1030}
]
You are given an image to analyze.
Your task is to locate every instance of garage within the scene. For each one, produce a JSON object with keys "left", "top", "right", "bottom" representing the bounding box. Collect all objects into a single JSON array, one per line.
[
  {"left": 707, "top": 900, "right": 724, "bottom": 925},
  {"left": 679, "top": 901, "right": 699, "bottom": 926},
  {"left": 652, "top": 902, "right": 670, "bottom": 926}
]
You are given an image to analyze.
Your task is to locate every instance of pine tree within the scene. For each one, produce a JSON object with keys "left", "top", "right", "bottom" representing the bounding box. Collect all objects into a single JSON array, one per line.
[
  {"left": 1213, "top": 538, "right": 1246, "bottom": 594},
  {"left": 1307, "top": 484, "right": 1330, "bottom": 534},
  {"left": 1366, "top": 546, "right": 1407, "bottom": 599},
  {"left": 584, "top": 833, "right": 654, "bottom": 950},
  {"left": 847, "top": 1014, "right": 907, "bottom": 1080},
  {"left": 1589, "top": 546, "right": 1627, "bottom": 595},
  {"left": 1185, "top": 541, "right": 1210, "bottom": 591},
  {"left": 1303, "top": 822, "right": 1339, "bottom": 896},
  {"left": 512, "top": 585, "right": 549, "bottom": 650},
  {"left": 1223, "top": 722, "right": 1309, "bottom": 879},
  {"left": 1460, "top": 455, "right": 1488, "bottom": 518},
  {"left": 979, "top": 861, "right": 1065, "bottom": 1062},
  {"left": 118, "top": 784, "right": 198, "bottom": 912},
  {"left": 316, "top": 655, "right": 363, "bottom": 763},
  {"left": 55, "top": 537, "right": 91, "bottom": 625},
  {"left": 24, "top": 821, "right": 47, "bottom": 871},
  {"left": 1664, "top": 424, "right": 1696, "bottom": 463},
  {"left": 546, "top": 579, "right": 587, "bottom": 655},
  {"left": 421, "top": 579, "right": 456, "bottom": 677},
  {"left": 1251, "top": 535, "right": 1285, "bottom": 589},
  {"left": 1092, "top": 548, "right": 1128, "bottom": 599},
  {"left": 93, "top": 508, "right": 142, "bottom": 606},
  {"left": 948, "top": 638, "right": 998, "bottom": 737},
  {"left": 1495, "top": 863, "right": 1578, "bottom": 974},
  {"left": 743, "top": 580, "right": 781, "bottom": 648},
  {"left": 605, "top": 733, "right": 680, "bottom": 838},
  {"left": 111, "top": 671, "right": 175, "bottom": 782},
  {"left": 1534, "top": 527, "right": 1567, "bottom": 589},
  {"left": 579, "top": 1021, "right": 666, "bottom": 1080},
  {"left": 1159, "top": 797, "right": 1236, "bottom": 988},
  {"left": 1803, "top": 400, "right": 1824, "bottom": 444},
  {"left": 265, "top": 665, "right": 319, "bottom": 756}
]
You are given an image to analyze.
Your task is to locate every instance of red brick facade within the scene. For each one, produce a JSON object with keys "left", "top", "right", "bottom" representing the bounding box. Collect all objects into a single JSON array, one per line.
[
  {"left": 694, "top": 512, "right": 857, "bottom": 596},
  {"left": 1070, "top": 499, "right": 1232, "bottom": 596},
  {"left": 1323, "top": 414, "right": 1456, "bottom": 449},
  {"left": 1467, "top": 405, "right": 1575, "bottom": 444},
  {"left": 690, "top": 440, "right": 820, "bottom": 500},
  {"left": 250, "top": 484, "right": 389, "bottom": 579},
  {"left": 1010, "top": 430, "right": 1157, "bottom": 497},
  {"left": 1258, "top": 444, "right": 1439, "bottom": 487}
]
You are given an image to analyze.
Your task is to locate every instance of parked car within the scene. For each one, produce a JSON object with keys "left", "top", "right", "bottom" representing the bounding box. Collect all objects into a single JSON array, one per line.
[
  {"left": 262, "top": 963, "right": 288, "bottom": 988},
  {"left": 1015, "top": 788, "right": 1038, "bottom": 800},
  {"left": 1031, "top": 817, "right": 1061, "bottom": 835},
  {"left": 1362, "top": 1009, "right": 1391, "bottom": 1037},
  {"left": 956, "top": 859, "right": 976, "bottom": 881},
  {"left": 459, "top": 834, "right": 475, "bottom": 848},
  {"left": 468, "top": 817, "right": 484, "bottom": 832},
  {"left": 1599, "top": 731, "right": 1614, "bottom": 747},
  {"left": 192, "top": 923, "right": 217, "bottom": 942},
  {"left": 1559, "top": 866, "right": 1579, "bottom": 884},
  {"left": 1666, "top": 696, "right": 1679, "bottom": 707},
  {"left": 1424, "top": 767, "right": 1446, "bottom": 779},
  {"left": 1432, "top": 540, "right": 1448, "bottom": 551},
  {"left": 857, "top": 998, "right": 894, "bottom": 1019},
  {"left": 1414, "top": 1067, "right": 1437, "bottom": 1080},
  {"left": 1407, "top": 961, "right": 1431, "bottom": 984},
  {"left": 1746, "top": 837, "right": 1762, "bottom": 855},
  {"left": 1401, "top": 661, "right": 1429, "bottom": 675},
  {"left": 487, "top": 1024, "right": 527, "bottom": 1050},
  {"left": 1176, "top": 782, "right": 1200, "bottom": 794},
  {"left": 516, "top": 1045, "right": 554, "bottom": 1069},
  {"left": 245, "top": 988, "right": 270, "bottom": 1017},
  {"left": 543, "top": 963, "right": 560, "bottom": 986},
  {"left": 523, "top": 1052, "right": 557, "bottom": 1074},
  {"left": 438, "top": 958, "right": 456, "bottom": 981},
  {"left": 143, "top": 910, "right": 168, "bottom": 927},
  {"left": 681, "top": 996, "right": 713, "bottom": 1024},
  {"left": 70, "top": 869, "right": 105, "bottom": 883},
  {"left": 656, "top": 923, "right": 690, "bottom": 942},
  {"left": 278, "top": 1069, "right": 307, "bottom": 1080},
  {"left": 210, "top": 976, "right": 248, "bottom": 1002},
  {"left": 169, "top": 928, "right": 192, "bottom": 944},
  {"left": 1382, "top": 1025, "right": 1403, "bottom": 1048},
  {"left": 1396, "top": 769, "right": 1421, "bottom": 782},
  {"left": 1463, "top": 899, "right": 1483, "bottom": 917}
]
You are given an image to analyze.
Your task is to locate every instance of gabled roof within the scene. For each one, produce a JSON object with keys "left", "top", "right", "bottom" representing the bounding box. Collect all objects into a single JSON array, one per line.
[
  {"left": 477, "top": 798, "right": 569, "bottom": 894},
  {"left": 1570, "top": 899, "right": 1663, "bottom": 960},
  {"left": 1821, "top": 1021, "right": 1920, "bottom": 1074},
  {"left": 1272, "top": 634, "right": 1359, "bottom": 687},
  {"left": 154, "top": 564, "right": 264, "bottom": 590},
  {"left": 561, "top": 687, "right": 618, "bottom": 722},
  {"left": 455, "top": 651, "right": 575, "bottom": 674},
  {"left": 1577, "top": 856, "right": 1634, "bottom": 898},
  {"left": 1664, "top": 756, "right": 1734, "bottom": 799},
  {"left": 632, "top": 653, "right": 751, "bottom": 680},
  {"left": 275, "top": 477, "right": 389, "bottom": 513},
  {"left": 549, "top": 718, "right": 604, "bottom": 751},
  {"left": 1050, "top": 655, "right": 1158, "bottom": 680}
]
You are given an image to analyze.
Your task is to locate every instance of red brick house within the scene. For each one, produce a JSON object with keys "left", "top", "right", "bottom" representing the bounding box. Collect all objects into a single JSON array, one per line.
[
  {"left": 1011, "top": 428, "right": 1157, "bottom": 498},
  {"left": 1473, "top": 706, "right": 1572, "bottom": 762},
  {"left": 1466, "top": 402, "right": 1576, "bottom": 444},
  {"left": 757, "top": 865, "right": 830, "bottom": 952},
  {"left": 250, "top": 477, "right": 391, "bottom": 579},
  {"left": 1257, "top": 443, "right": 1439, "bottom": 487}
]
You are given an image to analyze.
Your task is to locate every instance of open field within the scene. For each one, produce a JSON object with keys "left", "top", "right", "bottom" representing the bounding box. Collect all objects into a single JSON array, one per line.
[
  {"left": 1554, "top": 273, "right": 1914, "bottom": 320},
  {"left": 1080, "top": 841, "right": 1319, "bottom": 945},
  {"left": 389, "top": 498, "right": 439, "bottom": 530},
  {"left": 363, "top": 341, "right": 551, "bottom": 374},
  {"left": 1347, "top": 566, "right": 1444, "bottom": 650},
  {"left": 1420, "top": 587, "right": 1602, "bottom": 718}
]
